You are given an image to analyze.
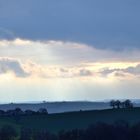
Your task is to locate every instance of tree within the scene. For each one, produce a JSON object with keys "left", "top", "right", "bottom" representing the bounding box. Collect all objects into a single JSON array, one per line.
[
  {"left": 124, "top": 100, "right": 133, "bottom": 108},
  {"left": 25, "top": 109, "right": 35, "bottom": 115},
  {"left": 14, "top": 108, "right": 23, "bottom": 115},
  {"left": 115, "top": 100, "right": 121, "bottom": 109},
  {"left": 120, "top": 101, "right": 125, "bottom": 108},
  {"left": 13, "top": 108, "right": 23, "bottom": 123},
  {"left": 110, "top": 100, "right": 116, "bottom": 109},
  {"left": 110, "top": 99, "right": 134, "bottom": 109}
]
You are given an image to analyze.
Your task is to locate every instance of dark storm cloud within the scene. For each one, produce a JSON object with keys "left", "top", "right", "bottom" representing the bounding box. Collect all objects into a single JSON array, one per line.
[{"left": 0, "top": 0, "right": 140, "bottom": 50}]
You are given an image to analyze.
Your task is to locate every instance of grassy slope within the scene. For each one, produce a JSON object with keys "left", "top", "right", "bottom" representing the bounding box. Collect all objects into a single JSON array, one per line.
[{"left": 0, "top": 108, "right": 140, "bottom": 133}]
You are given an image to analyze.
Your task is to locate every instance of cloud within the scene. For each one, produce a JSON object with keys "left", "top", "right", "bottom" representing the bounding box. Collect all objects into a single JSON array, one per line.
[
  {"left": 0, "top": 57, "right": 29, "bottom": 77},
  {"left": 58, "top": 67, "right": 94, "bottom": 78},
  {"left": 124, "top": 64, "right": 140, "bottom": 75},
  {"left": 79, "top": 69, "right": 93, "bottom": 76},
  {"left": 100, "top": 64, "right": 140, "bottom": 77},
  {"left": 0, "top": 57, "right": 94, "bottom": 79},
  {"left": 0, "top": 38, "right": 140, "bottom": 80},
  {"left": 0, "top": 0, "right": 140, "bottom": 50},
  {"left": 0, "top": 38, "right": 140, "bottom": 66}
]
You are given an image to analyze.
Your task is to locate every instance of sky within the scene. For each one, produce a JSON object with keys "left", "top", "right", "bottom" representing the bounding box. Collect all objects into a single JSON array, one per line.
[{"left": 0, "top": 0, "right": 140, "bottom": 102}]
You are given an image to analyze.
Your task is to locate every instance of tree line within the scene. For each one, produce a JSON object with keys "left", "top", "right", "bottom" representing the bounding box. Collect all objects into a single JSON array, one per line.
[
  {"left": 1, "top": 120, "right": 140, "bottom": 140},
  {"left": 110, "top": 99, "right": 133, "bottom": 109},
  {"left": 0, "top": 108, "right": 48, "bottom": 116}
]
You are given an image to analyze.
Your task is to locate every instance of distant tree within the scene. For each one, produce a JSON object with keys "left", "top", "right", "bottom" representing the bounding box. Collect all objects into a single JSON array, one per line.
[
  {"left": 43, "top": 101, "right": 47, "bottom": 104},
  {"left": 110, "top": 100, "right": 116, "bottom": 109},
  {"left": 124, "top": 100, "right": 133, "bottom": 108},
  {"left": 110, "top": 99, "right": 134, "bottom": 109},
  {"left": 13, "top": 108, "right": 23, "bottom": 123},
  {"left": 6, "top": 108, "right": 23, "bottom": 116},
  {"left": 120, "top": 101, "right": 125, "bottom": 108},
  {"left": 115, "top": 100, "right": 121, "bottom": 109},
  {"left": 14, "top": 108, "right": 23, "bottom": 115},
  {"left": 25, "top": 109, "right": 35, "bottom": 115}
]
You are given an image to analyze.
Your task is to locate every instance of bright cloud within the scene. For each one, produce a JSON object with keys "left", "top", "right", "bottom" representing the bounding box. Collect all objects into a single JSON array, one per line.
[
  {"left": 0, "top": 38, "right": 140, "bottom": 101},
  {"left": 0, "top": 38, "right": 140, "bottom": 80},
  {"left": 0, "top": 38, "right": 140, "bottom": 64}
]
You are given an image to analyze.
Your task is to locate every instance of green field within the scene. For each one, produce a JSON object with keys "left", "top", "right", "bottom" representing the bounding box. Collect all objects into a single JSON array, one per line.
[{"left": 1, "top": 108, "right": 140, "bottom": 133}]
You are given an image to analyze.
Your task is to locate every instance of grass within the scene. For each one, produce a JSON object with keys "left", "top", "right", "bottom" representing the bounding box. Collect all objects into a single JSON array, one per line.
[{"left": 0, "top": 108, "right": 140, "bottom": 133}]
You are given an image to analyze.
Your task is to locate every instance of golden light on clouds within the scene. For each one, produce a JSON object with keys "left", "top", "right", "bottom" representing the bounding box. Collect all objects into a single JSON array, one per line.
[
  {"left": 0, "top": 38, "right": 140, "bottom": 101},
  {"left": 0, "top": 37, "right": 139, "bottom": 80}
]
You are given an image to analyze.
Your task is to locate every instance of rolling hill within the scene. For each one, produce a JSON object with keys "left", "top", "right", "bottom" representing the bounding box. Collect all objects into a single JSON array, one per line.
[{"left": 0, "top": 108, "right": 140, "bottom": 133}]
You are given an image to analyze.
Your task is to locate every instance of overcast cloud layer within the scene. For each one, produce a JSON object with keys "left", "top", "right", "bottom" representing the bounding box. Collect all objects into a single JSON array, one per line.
[{"left": 0, "top": 0, "right": 140, "bottom": 50}]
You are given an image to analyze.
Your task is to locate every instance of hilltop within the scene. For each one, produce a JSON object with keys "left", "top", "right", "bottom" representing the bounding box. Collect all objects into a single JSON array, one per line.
[
  {"left": 0, "top": 101, "right": 140, "bottom": 114},
  {"left": 0, "top": 101, "right": 110, "bottom": 113}
]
